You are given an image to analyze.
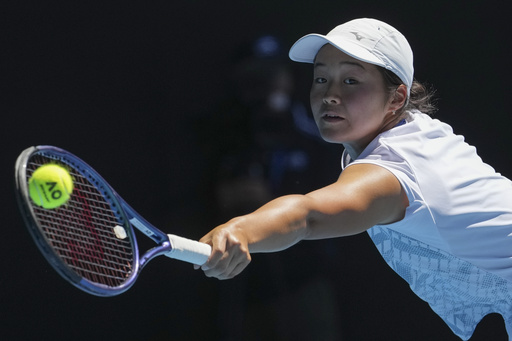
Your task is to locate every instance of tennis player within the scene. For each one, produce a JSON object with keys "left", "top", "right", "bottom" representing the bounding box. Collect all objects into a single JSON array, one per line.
[{"left": 197, "top": 18, "right": 512, "bottom": 340}]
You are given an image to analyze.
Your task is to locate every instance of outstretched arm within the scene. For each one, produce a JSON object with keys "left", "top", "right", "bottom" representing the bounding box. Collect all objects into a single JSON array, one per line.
[{"left": 197, "top": 163, "right": 408, "bottom": 279}]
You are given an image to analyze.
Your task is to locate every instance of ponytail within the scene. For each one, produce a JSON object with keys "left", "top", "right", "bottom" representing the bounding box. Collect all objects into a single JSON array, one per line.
[{"left": 379, "top": 67, "right": 437, "bottom": 116}]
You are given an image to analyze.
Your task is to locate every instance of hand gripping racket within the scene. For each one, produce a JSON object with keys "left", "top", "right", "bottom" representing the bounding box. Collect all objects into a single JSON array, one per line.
[{"left": 15, "top": 145, "right": 211, "bottom": 297}]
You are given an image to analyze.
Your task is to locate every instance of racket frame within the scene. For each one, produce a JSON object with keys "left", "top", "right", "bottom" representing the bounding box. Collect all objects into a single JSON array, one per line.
[{"left": 15, "top": 146, "right": 181, "bottom": 296}]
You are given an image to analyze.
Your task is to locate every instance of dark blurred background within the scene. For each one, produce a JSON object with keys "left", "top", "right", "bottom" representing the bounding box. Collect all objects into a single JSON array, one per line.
[{"left": 2, "top": 1, "right": 510, "bottom": 340}]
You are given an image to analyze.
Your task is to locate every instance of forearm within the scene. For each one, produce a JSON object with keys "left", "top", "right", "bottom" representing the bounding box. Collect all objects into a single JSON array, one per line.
[{"left": 234, "top": 194, "right": 313, "bottom": 253}]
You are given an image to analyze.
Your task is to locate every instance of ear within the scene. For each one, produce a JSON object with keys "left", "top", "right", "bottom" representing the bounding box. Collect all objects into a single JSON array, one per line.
[{"left": 388, "top": 84, "right": 408, "bottom": 112}]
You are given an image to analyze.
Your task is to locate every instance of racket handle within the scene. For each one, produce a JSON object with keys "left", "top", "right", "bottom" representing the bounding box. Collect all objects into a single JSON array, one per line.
[{"left": 166, "top": 234, "right": 211, "bottom": 265}]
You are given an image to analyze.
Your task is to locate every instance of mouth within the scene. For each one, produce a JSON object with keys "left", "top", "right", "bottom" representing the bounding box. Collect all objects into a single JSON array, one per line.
[{"left": 321, "top": 112, "right": 344, "bottom": 122}]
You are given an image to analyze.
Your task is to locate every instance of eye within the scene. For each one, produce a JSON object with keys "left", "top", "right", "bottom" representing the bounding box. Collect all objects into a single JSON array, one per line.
[
  {"left": 314, "top": 77, "right": 327, "bottom": 84},
  {"left": 344, "top": 78, "right": 358, "bottom": 85}
]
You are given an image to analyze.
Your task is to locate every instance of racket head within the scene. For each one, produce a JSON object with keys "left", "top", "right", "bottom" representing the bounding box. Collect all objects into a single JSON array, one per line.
[{"left": 15, "top": 146, "right": 140, "bottom": 296}]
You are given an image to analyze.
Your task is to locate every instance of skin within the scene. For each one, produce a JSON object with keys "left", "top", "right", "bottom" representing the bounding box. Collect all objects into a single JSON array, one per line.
[{"left": 197, "top": 44, "right": 409, "bottom": 280}]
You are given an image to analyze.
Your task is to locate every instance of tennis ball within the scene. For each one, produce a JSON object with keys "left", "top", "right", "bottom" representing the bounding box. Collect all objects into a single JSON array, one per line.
[{"left": 28, "top": 164, "right": 74, "bottom": 209}]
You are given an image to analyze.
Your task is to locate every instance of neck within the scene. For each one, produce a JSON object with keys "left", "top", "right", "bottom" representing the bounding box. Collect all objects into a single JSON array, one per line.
[{"left": 343, "top": 114, "right": 405, "bottom": 160}]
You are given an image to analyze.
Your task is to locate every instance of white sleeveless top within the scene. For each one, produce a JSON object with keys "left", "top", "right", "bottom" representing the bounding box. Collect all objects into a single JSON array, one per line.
[{"left": 342, "top": 111, "right": 512, "bottom": 339}]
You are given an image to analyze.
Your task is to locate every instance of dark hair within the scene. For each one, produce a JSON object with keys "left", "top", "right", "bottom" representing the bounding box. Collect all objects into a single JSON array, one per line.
[{"left": 379, "top": 68, "right": 437, "bottom": 116}]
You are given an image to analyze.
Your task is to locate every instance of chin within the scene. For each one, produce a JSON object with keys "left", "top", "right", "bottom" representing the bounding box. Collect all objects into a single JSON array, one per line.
[{"left": 319, "top": 133, "right": 344, "bottom": 144}]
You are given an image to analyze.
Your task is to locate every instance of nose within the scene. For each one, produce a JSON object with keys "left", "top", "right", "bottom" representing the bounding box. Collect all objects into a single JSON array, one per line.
[{"left": 322, "top": 83, "right": 341, "bottom": 105}]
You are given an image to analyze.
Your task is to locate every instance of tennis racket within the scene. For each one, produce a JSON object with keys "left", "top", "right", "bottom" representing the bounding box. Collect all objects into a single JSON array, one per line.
[{"left": 15, "top": 145, "right": 211, "bottom": 297}]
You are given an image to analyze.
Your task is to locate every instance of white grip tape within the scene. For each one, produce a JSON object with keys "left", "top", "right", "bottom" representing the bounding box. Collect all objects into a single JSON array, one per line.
[{"left": 166, "top": 234, "right": 211, "bottom": 265}]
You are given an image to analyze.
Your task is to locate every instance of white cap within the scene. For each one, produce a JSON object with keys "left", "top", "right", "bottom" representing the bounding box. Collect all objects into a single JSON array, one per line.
[{"left": 289, "top": 18, "right": 413, "bottom": 95}]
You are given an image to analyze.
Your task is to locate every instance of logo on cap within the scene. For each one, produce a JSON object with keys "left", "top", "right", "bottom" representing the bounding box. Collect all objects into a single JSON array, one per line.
[{"left": 350, "top": 32, "right": 375, "bottom": 42}]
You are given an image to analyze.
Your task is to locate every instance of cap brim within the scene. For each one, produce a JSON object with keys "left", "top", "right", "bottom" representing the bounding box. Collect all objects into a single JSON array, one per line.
[{"left": 289, "top": 33, "right": 385, "bottom": 68}]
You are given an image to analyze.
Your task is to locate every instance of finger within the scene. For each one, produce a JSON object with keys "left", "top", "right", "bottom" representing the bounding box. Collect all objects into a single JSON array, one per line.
[
  {"left": 223, "top": 257, "right": 251, "bottom": 279},
  {"left": 203, "top": 248, "right": 251, "bottom": 279},
  {"left": 201, "top": 231, "right": 228, "bottom": 271},
  {"left": 202, "top": 250, "right": 235, "bottom": 278},
  {"left": 201, "top": 250, "right": 222, "bottom": 271}
]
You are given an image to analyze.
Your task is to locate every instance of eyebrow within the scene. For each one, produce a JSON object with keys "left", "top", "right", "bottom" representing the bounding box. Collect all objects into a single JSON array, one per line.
[{"left": 313, "top": 61, "right": 366, "bottom": 70}]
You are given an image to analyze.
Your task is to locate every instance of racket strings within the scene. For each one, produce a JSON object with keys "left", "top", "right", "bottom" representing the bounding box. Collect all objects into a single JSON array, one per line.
[{"left": 28, "top": 155, "right": 135, "bottom": 288}]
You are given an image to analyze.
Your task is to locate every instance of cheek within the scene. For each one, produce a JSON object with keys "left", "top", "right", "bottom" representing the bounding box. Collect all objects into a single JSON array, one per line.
[
  {"left": 309, "top": 89, "right": 322, "bottom": 110},
  {"left": 347, "top": 90, "right": 386, "bottom": 113}
]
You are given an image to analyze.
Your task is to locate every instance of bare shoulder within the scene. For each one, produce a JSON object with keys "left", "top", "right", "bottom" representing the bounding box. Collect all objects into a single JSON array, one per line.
[
  {"left": 305, "top": 163, "right": 408, "bottom": 237},
  {"left": 339, "top": 163, "right": 408, "bottom": 224},
  {"left": 339, "top": 163, "right": 403, "bottom": 192}
]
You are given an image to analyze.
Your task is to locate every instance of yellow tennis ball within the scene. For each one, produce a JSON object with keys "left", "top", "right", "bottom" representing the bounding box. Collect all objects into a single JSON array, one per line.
[{"left": 28, "top": 164, "right": 74, "bottom": 209}]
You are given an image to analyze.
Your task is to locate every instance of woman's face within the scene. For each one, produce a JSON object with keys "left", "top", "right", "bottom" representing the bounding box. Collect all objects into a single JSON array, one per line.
[{"left": 310, "top": 44, "right": 397, "bottom": 155}]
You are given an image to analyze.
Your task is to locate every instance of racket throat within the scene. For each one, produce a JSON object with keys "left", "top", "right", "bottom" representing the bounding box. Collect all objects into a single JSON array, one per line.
[{"left": 138, "top": 242, "right": 173, "bottom": 269}]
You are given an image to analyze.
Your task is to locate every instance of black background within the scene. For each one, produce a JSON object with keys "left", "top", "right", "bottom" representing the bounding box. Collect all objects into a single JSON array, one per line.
[{"left": 2, "top": 1, "right": 511, "bottom": 340}]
